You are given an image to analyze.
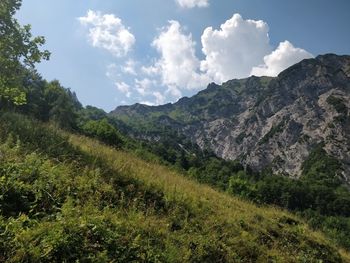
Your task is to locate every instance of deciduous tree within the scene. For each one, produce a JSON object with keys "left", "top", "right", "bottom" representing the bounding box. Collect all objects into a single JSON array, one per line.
[{"left": 0, "top": 0, "right": 50, "bottom": 105}]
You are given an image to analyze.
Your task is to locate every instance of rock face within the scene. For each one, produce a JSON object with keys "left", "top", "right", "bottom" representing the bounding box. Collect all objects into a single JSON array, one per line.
[{"left": 110, "top": 54, "right": 350, "bottom": 181}]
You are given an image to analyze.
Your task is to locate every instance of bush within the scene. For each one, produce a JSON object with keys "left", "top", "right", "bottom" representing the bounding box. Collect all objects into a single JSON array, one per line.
[
  {"left": 0, "top": 112, "right": 79, "bottom": 159},
  {"left": 81, "top": 119, "right": 123, "bottom": 147}
]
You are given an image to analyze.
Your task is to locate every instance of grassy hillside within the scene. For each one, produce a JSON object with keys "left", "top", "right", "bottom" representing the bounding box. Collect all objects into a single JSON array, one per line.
[{"left": 1, "top": 112, "right": 349, "bottom": 262}]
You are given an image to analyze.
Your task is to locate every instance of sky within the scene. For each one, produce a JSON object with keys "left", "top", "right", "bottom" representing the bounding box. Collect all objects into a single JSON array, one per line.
[{"left": 17, "top": 0, "right": 350, "bottom": 112}]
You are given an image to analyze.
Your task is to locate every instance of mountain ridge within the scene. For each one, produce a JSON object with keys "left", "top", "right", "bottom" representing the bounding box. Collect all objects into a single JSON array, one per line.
[{"left": 110, "top": 54, "right": 350, "bottom": 182}]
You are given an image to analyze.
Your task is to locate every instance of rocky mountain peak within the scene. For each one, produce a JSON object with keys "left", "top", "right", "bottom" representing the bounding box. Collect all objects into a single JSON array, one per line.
[{"left": 110, "top": 54, "right": 350, "bottom": 182}]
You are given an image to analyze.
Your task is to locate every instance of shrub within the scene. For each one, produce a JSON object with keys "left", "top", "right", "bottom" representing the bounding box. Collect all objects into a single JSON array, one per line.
[{"left": 81, "top": 119, "right": 123, "bottom": 147}]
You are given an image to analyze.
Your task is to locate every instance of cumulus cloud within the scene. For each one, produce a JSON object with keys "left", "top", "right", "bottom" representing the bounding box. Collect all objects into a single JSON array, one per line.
[
  {"left": 152, "top": 20, "right": 210, "bottom": 90},
  {"left": 166, "top": 85, "right": 183, "bottom": 100},
  {"left": 175, "top": 0, "right": 209, "bottom": 8},
  {"left": 143, "top": 15, "right": 312, "bottom": 105},
  {"left": 200, "top": 14, "right": 271, "bottom": 82},
  {"left": 140, "top": 92, "right": 166, "bottom": 106},
  {"left": 85, "top": 11, "right": 312, "bottom": 106},
  {"left": 153, "top": 91, "right": 166, "bottom": 105},
  {"left": 251, "top": 40, "right": 313, "bottom": 76},
  {"left": 141, "top": 65, "right": 159, "bottom": 76},
  {"left": 135, "top": 78, "right": 156, "bottom": 96},
  {"left": 78, "top": 10, "right": 135, "bottom": 57},
  {"left": 115, "top": 81, "right": 131, "bottom": 97}
]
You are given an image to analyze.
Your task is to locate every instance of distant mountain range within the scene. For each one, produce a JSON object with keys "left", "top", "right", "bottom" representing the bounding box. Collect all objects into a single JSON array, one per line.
[{"left": 111, "top": 54, "right": 350, "bottom": 183}]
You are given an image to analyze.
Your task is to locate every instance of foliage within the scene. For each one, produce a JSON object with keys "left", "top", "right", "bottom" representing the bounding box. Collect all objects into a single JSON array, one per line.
[
  {"left": 301, "top": 210, "right": 350, "bottom": 250},
  {"left": 188, "top": 158, "right": 244, "bottom": 189},
  {"left": 6, "top": 72, "right": 82, "bottom": 130},
  {"left": 301, "top": 143, "right": 342, "bottom": 187},
  {"left": 81, "top": 118, "right": 123, "bottom": 147},
  {"left": 0, "top": 112, "right": 347, "bottom": 262},
  {"left": 223, "top": 143, "right": 350, "bottom": 250},
  {"left": 107, "top": 108, "right": 350, "bottom": 252},
  {"left": 44, "top": 80, "right": 80, "bottom": 129},
  {"left": 78, "top": 105, "right": 107, "bottom": 122},
  {"left": 0, "top": 2, "right": 349, "bottom": 258},
  {"left": 0, "top": 0, "right": 50, "bottom": 105},
  {"left": 84, "top": 112, "right": 350, "bottom": 251},
  {"left": 0, "top": 112, "right": 79, "bottom": 160}
]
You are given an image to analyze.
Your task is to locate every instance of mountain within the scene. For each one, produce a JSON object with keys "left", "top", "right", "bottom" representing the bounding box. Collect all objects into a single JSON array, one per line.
[
  {"left": 2, "top": 3, "right": 350, "bottom": 260},
  {"left": 111, "top": 54, "right": 350, "bottom": 182}
]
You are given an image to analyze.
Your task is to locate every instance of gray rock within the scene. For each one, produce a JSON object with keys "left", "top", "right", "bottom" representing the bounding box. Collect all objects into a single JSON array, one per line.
[{"left": 110, "top": 54, "right": 350, "bottom": 181}]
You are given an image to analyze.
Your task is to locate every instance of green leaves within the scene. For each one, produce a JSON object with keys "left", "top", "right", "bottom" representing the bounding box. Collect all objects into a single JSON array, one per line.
[
  {"left": 0, "top": 83, "right": 26, "bottom": 105},
  {"left": 81, "top": 118, "right": 124, "bottom": 147},
  {"left": 0, "top": 0, "right": 50, "bottom": 105}
]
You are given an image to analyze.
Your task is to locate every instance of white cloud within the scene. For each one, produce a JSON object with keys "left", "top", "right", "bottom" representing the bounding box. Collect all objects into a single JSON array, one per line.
[
  {"left": 175, "top": 0, "right": 209, "bottom": 8},
  {"left": 140, "top": 101, "right": 155, "bottom": 106},
  {"left": 115, "top": 81, "right": 131, "bottom": 97},
  {"left": 166, "top": 85, "right": 182, "bottom": 100},
  {"left": 144, "top": 15, "right": 312, "bottom": 106},
  {"left": 78, "top": 10, "right": 135, "bottom": 57},
  {"left": 92, "top": 12, "right": 313, "bottom": 107},
  {"left": 135, "top": 78, "right": 156, "bottom": 96},
  {"left": 141, "top": 65, "right": 159, "bottom": 76},
  {"left": 121, "top": 59, "right": 137, "bottom": 75},
  {"left": 251, "top": 40, "right": 313, "bottom": 76},
  {"left": 200, "top": 13, "right": 271, "bottom": 83},
  {"left": 153, "top": 91, "right": 166, "bottom": 105},
  {"left": 152, "top": 20, "right": 210, "bottom": 91}
]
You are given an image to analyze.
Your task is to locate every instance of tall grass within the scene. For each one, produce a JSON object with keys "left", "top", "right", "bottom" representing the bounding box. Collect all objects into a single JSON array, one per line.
[
  {"left": 68, "top": 133, "right": 350, "bottom": 262},
  {"left": 0, "top": 112, "right": 349, "bottom": 262}
]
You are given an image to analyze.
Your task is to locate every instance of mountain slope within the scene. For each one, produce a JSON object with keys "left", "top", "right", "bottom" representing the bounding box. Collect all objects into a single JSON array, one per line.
[
  {"left": 0, "top": 112, "right": 349, "bottom": 262},
  {"left": 111, "top": 54, "right": 350, "bottom": 181}
]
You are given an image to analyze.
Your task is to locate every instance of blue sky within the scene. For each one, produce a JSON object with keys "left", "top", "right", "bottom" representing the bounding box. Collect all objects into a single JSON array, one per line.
[{"left": 17, "top": 0, "right": 350, "bottom": 111}]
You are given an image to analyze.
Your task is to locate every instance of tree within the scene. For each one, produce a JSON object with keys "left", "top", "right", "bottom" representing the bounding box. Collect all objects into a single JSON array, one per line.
[
  {"left": 0, "top": 0, "right": 50, "bottom": 106},
  {"left": 45, "top": 80, "right": 78, "bottom": 129},
  {"left": 81, "top": 119, "right": 123, "bottom": 147}
]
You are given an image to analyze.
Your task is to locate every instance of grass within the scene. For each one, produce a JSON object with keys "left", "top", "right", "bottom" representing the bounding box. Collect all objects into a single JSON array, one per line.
[
  {"left": 0, "top": 112, "right": 349, "bottom": 262},
  {"left": 69, "top": 133, "right": 350, "bottom": 262}
]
